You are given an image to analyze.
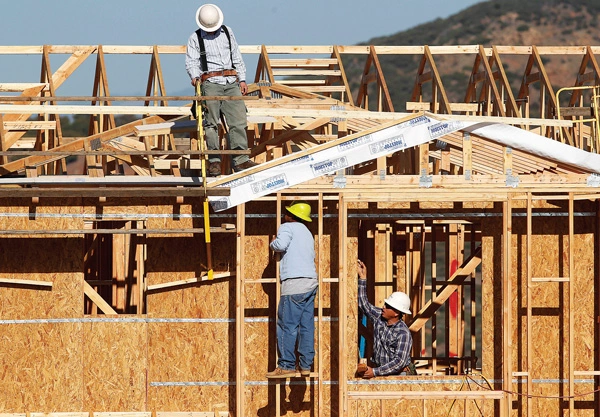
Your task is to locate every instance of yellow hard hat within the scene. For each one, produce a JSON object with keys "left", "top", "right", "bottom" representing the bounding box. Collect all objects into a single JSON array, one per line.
[{"left": 285, "top": 202, "right": 312, "bottom": 222}]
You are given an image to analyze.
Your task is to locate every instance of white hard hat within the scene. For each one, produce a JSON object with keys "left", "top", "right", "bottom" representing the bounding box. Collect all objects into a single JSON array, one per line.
[
  {"left": 385, "top": 292, "right": 411, "bottom": 315},
  {"left": 195, "top": 4, "right": 224, "bottom": 32}
]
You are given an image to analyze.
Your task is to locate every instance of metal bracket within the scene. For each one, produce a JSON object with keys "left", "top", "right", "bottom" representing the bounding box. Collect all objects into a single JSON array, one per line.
[
  {"left": 587, "top": 173, "right": 600, "bottom": 187},
  {"left": 333, "top": 170, "right": 346, "bottom": 188},
  {"left": 90, "top": 138, "right": 102, "bottom": 151},
  {"left": 464, "top": 169, "right": 472, "bottom": 181},
  {"left": 379, "top": 169, "right": 386, "bottom": 181},
  {"left": 330, "top": 105, "right": 346, "bottom": 123},
  {"left": 505, "top": 169, "right": 519, "bottom": 188},
  {"left": 419, "top": 169, "right": 432, "bottom": 188}
]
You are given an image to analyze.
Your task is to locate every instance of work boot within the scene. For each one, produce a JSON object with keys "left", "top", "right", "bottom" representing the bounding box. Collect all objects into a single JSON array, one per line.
[
  {"left": 265, "top": 367, "right": 296, "bottom": 379},
  {"left": 232, "top": 160, "right": 259, "bottom": 172},
  {"left": 208, "top": 161, "right": 221, "bottom": 177},
  {"left": 299, "top": 368, "right": 311, "bottom": 377}
]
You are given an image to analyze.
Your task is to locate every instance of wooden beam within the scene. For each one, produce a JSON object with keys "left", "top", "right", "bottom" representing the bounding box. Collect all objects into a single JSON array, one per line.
[
  {"left": 348, "top": 390, "right": 504, "bottom": 400},
  {"left": 83, "top": 281, "right": 117, "bottom": 314},
  {"left": 0, "top": 278, "right": 52, "bottom": 288},
  {"left": 146, "top": 272, "right": 234, "bottom": 291},
  {"left": 409, "top": 246, "right": 482, "bottom": 332}
]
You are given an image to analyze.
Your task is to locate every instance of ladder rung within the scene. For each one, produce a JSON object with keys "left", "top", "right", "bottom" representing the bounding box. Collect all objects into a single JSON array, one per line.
[
  {"left": 272, "top": 69, "right": 341, "bottom": 77},
  {"left": 574, "top": 370, "right": 600, "bottom": 376},
  {"left": 531, "top": 277, "right": 570, "bottom": 282},
  {"left": 295, "top": 86, "right": 347, "bottom": 92},
  {"left": 280, "top": 79, "right": 326, "bottom": 85},
  {"left": 269, "top": 58, "right": 338, "bottom": 67},
  {"left": 245, "top": 278, "right": 277, "bottom": 284}
]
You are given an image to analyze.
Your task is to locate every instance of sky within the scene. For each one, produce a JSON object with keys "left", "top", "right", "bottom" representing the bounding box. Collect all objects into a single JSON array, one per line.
[{"left": 0, "top": 0, "right": 485, "bottom": 96}]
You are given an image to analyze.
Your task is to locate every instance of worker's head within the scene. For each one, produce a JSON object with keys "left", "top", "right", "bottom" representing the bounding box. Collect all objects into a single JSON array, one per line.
[
  {"left": 195, "top": 4, "right": 224, "bottom": 32},
  {"left": 285, "top": 201, "right": 312, "bottom": 223},
  {"left": 383, "top": 291, "right": 411, "bottom": 316}
]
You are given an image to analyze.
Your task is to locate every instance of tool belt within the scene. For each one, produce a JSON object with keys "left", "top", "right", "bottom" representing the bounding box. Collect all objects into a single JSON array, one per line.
[{"left": 201, "top": 69, "right": 238, "bottom": 82}]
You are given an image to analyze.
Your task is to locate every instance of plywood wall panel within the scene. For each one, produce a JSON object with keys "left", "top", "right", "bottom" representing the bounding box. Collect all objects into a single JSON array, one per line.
[
  {"left": 347, "top": 381, "right": 497, "bottom": 417},
  {"left": 244, "top": 384, "right": 332, "bottom": 417},
  {"left": 0, "top": 237, "right": 83, "bottom": 319},
  {"left": 147, "top": 322, "right": 232, "bottom": 411},
  {"left": 0, "top": 323, "right": 83, "bottom": 411},
  {"left": 481, "top": 217, "right": 502, "bottom": 379},
  {"left": 148, "top": 386, "right": 230, "bottom": 412},
  {"left": 83, "top": 321, "right": 147, "bottom": 411}
]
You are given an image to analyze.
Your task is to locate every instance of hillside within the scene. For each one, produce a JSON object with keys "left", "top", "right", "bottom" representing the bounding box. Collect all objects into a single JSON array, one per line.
[{"left": 343, "top": 0, "right": 600, "bottom": 110}]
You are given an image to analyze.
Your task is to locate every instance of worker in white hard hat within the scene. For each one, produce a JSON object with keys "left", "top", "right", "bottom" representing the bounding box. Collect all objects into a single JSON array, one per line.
[
  {"left": 185, "top": 4, "right": 258, "bottom": 176},
  {"left": 356, "top": 259, "right": 414, "bottom": 378},
  {"left": 266, "top": 202, "right": 318, "bottom": 379}
]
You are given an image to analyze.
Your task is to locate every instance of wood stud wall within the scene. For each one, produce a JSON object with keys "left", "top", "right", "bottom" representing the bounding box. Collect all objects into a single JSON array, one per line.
[{"left": 1, "top": 44, "right": 600, "bottom": 416}]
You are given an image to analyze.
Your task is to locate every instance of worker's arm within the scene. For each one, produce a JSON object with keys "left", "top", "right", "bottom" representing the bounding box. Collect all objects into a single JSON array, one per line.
[
  {"left": 185, "top": 33, "right": 202, "bottom": 83},
  {"left": 357, "top": 260, "right": 380, "bottom": 321},
  {"left": 270, "top": 224, "right": 292, "bottom": 252}
]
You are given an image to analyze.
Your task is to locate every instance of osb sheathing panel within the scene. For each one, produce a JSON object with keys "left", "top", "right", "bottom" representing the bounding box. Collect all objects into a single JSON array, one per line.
[
  {"left": 0, "top": 323, "right": 83, "bottom": 411},
  {"left": 145, "top": 234, "right": 235, "bottom": 316},
  {"left": 83, "top": 320, "right": 147, "bottom": 411},
  {"left": 481, "top": 205, "right": 598, "bottom": 415},
  {"left": 147, "top": 322, "right": 232, "bottom": 411},
  {"left": 83, "top": 199, "right": 150, "bottom": 218},
  {"left": 0, "top": 200, "right": 84, "bottom": 319},
  {"left": 244, "top": 384, "right": 334, "bottom": 417},
  {"left": 345, "top": 219, "right": 360, "bottom": 380},
  {"left": 149, "top": 386, "right": 230, "bottom": 413},
  {"left": 481, "top": 216, "right": 505, "bottom": 380},
  {"left": 346, "top": 381, "right": 497, "bottom": 417}
]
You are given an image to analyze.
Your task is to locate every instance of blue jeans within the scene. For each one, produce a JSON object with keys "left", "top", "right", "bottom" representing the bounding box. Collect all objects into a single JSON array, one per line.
[{"left": 276, "top": 287, "right": 317, "bottom": 371}]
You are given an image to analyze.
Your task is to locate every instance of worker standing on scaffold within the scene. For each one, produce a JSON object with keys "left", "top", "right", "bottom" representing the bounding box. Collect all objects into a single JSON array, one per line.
[
  {"left": 267, "top": 202, "right": 318, "bottom": 379},
  {"left": 185, "top": 3, "right": 258, "bottom": 176}
]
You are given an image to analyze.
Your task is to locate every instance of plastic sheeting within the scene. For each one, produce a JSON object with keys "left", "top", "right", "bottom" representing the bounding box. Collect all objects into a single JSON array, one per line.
[{"left": 208, "top": 113, "right": 600, "bottom": 211}]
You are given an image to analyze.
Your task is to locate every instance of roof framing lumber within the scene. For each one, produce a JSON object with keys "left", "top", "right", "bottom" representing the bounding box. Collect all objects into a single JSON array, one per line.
[{"left": 409, "top": 245, "right": 482, "bottom": 332}]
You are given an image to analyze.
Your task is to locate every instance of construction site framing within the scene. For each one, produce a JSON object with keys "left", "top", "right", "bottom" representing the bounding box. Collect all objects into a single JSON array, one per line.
[{"left": 1, "top": 44, "right": 600, "bottom": 416}]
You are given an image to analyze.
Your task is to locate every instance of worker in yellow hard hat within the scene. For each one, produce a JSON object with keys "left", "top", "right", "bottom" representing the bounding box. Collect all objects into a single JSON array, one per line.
[{"left": 266, "top": 201, "right": 318, "bottom": 379}]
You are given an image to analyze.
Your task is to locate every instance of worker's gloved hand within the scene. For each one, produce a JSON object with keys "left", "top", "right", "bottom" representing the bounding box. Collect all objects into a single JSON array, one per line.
[
  {"left": 362, "top": 366, "right": 375, "bottom": 379},
  {"left": 356, "top": 362, "right": 368, "bottom": 377}
]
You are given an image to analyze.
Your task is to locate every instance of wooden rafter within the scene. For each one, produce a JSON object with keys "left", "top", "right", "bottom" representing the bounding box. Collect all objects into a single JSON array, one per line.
[
  {"left": 408, "top": 245, "right": 482, "bottom": 332},
  {"left": 517, "top": 46, "right": 573, "bottom": 145},
  {"left": 331, "top": 45, "right": 354, "bottom": 106},
  {"left": 0, "top": 115, "right": 172, "bottom": 175},
  {"left": 568, "top": 45, "right": 600, "bottom": 106},
  {"left": 464, "top": 45, "right": 521, "bottom": 119},
  {"left": 90, "top": 45, "right": 116, "bottom": 135},
  {"left": 411, "top": 45, "right": 452, "bottom": 114},
  {"left": 355, "top": 45, "right": 394, "bottom": 112},
  {"left": 2, "top": 46, "right": 94, "bottom": 152}
]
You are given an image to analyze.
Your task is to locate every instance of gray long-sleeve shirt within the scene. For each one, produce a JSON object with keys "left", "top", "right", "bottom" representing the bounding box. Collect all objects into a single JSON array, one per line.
[
  {"left": 185, "top": 25, "right": 247, "bottom": 83},
  {"left": 270, "top": 222, "right": 318, "bottom": 295}
]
